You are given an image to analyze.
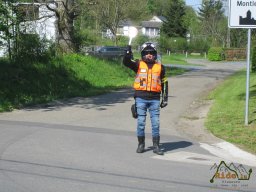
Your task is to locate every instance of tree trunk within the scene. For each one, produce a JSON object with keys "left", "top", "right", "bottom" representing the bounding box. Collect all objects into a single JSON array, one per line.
[{"left": 55, "top": 0, "right": 75, "bottom": 54}]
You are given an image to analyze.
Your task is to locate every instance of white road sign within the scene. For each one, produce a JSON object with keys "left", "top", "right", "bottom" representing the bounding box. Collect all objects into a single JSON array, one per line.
[{"left": 229, "top": 0, "right": 256, "bottom": 28}]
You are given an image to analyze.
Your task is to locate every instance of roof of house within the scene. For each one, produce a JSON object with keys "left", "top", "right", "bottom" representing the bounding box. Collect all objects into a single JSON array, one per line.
[
  {"left": 156, "top": 16, "right": 167, "bottom": 22},
  {"left": 140, "top": 16, "right": 166, "bottom": 28},
  {"left": 118, "top": 20, "right": 134, "bottom": 27},
  {"left": 141, "top": 21, "right": 162, "bottom": 28},
  {"left": 150, "top": 16, "right": 167, "bottom": 22}
]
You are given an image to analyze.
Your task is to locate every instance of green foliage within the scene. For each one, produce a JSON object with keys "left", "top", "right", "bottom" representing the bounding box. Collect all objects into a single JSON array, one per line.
[
  {"left": 230, "top": 28, "right": 247, "bottom": 48},
  {"left": 87, "top": 0, "right": 148, "bottom": 45},
  {"left": 74, "top": 28, "right": 99, "bottom": 47},
  {"left": 146, "top": 0, "right": 156, "bottom": 14},
  {"left": 159, "top": 35, "right": 186, "bottom": 53},
  {"left": 187, "top": 38, "right": 210, "bottom": 53},
  {"left": 252, "top": 47, "right": 256, "bottom": 73},
  {"left": 12, "top": 34, "right": 54, "bottom": 64},
  {"left": 183, "top": 6, "right": 198, "bottom": 32},
  {"left": 134, "top": 35, "right": 150, "bottom": 48},
  {"left": 0, "top": 1, "right": 17, "bottom": 59},
  {"left": 198, "top": 0, "right": 224, "bottom": 22},
  {"left": 0, "top": 54, "right": 134, "bottom": 111},
  {"left": 198, "top": 0, "right": 226, "bottom": 47},
  {"left": 116, "top": 35, "right": 129, "bottom": 47},
  {"left": 208, "top": 47, "right": 224, "bottom": 61},
  {"left": 206, "top": 71, "right": 256, "bottom": 153},
  {"left": 161, "top": 0, "right": 187, "bottom": 38}
]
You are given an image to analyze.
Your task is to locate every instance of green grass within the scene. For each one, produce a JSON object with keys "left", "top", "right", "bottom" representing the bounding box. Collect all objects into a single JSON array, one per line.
[
  {"left": 206, "top": 70, "right": 256, "bottom": 154},
  {"left": 0, "top": 55, "right": 134, "bottom": 111},
  {"left": 133, "top": 52, "right": 204, "bottom": 65},
  {"left": 0, "top": 54, "right": 186, "bottom": 112},
  {"left": 161, "top": 54, "right": 187, "bottom": 65}
]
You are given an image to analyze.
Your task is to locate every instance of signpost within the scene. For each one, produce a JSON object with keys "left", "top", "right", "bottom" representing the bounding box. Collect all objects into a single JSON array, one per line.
[{"left": 228, "top": 0, "right": 256, "bottom": 125}]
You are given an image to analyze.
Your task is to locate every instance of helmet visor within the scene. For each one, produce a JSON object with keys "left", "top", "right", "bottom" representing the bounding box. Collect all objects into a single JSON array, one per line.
[{"left": 143, "top": 50, "right": 156, "bottom": 55}]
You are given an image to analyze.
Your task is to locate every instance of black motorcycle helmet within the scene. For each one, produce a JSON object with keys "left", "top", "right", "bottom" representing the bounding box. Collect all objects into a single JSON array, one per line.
[{"left": 141, "top": 42, "right": 157, "bottom": 63}]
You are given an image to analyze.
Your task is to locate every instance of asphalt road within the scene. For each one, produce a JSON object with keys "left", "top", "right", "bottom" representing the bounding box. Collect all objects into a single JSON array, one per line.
[{"left": 0, "top": 59, "right": 255, "bottom": 192}]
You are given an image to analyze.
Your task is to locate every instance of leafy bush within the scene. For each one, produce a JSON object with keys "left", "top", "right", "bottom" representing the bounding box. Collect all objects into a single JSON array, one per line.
[
  {"left": 187, "top": 38, "right": 210, "bottom": 54},
  {"left": 74, "top": 29, "right": 99, "bottom": 47},
  {"left": 208, "top": 47, "right": 225, "bottom": 61},
  {"left": 159, "top": 35, "right": 186, "bottom": 53},
  {"left": 12, "top": 34, "right": 54, "bottom": 64},
  {"left": 252, "top": 47, "right": 256, "bottom": 72}
]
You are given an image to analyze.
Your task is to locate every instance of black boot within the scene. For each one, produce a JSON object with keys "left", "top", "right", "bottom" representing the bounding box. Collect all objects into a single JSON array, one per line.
[
  {"left": 152, "top": 136, "right": 164, "bottom": 155},
  {"left": 136, "top": 136, "right": 145, "bottom": 153}
]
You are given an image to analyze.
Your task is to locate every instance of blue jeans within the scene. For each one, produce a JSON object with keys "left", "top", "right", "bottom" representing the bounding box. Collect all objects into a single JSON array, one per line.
[{"left": 135, "top": 98, "right": 160, "bottom": 137}]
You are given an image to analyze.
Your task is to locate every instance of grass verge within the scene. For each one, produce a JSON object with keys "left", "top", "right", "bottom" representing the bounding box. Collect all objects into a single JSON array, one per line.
[
  {"left": 206, "top": 70, "right": 256, "bottom": 154},
  {"left": 133, "top": 52, "right": 204, "bottom": 65}
]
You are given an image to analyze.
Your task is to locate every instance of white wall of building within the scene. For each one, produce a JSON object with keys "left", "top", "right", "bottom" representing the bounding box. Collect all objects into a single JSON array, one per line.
[
  {"left": 19, "top": 3, "right": 56, "bottom": 40},
  {"left": 0, "top": 3, "right": 56, "bottom": 57}
]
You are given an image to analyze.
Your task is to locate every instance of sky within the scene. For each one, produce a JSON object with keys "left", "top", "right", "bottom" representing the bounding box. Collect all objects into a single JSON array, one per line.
[
  {"left": 185, "top": 0, "right": 202, "bottom": 10},
  {"left": 185, "top": 0, "right": 229, "bottom": 15}
]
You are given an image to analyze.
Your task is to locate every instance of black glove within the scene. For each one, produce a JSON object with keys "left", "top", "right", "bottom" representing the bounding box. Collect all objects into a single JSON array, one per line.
[
  {"left": 127, "top": 45, "right": 132, "bottom": 52},
  {"left": 160, "top": 99, "right": 168, "bottom": 108},
  {"left": 131, "top": 103, "right": 138, "bottom": 119},
  {"left": 125, "top": 45, "right": 133, "bottom": 60},
  {"left": 160, "top": 79, "right": 168, "bottom": 108}
]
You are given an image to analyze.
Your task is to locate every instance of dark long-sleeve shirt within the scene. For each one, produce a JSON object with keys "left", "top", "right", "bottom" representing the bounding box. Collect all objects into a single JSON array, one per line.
[{"left": 123, "top": 54, "right": 166, "bottom": 100}]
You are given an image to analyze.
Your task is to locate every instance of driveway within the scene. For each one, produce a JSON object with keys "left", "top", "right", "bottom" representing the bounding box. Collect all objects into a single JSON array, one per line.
[{"left": 0, "top": 59, "right": 255, "bottom": 192}]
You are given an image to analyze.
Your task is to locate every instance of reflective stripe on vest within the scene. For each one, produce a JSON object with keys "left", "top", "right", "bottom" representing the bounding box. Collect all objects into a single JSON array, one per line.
[{"left": 133, "top": 61, "right": 162, "bottom": 92}]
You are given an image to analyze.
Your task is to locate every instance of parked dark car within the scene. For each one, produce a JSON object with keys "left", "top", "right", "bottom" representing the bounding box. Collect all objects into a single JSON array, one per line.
[{"left": 88, "top": 46, "right": 126, "bottom": 60}]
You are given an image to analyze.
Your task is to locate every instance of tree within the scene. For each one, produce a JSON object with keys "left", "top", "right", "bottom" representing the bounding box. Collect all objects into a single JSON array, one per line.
[
  {"left": 198, "top": 0, "right": 227, "bottom": 47},
  {"left": 161, "top": 0, "right": 186, "bottom": 38},
  {"left": 153, "top": 0, "right": 169, "bottom": 16},
  {"left": 35, "top": 0, "right": 79, "bottom": 54},
  {"left": 230, "top": 28, "right": 247, "bottom": 48},
  {"left": 0, "top": 0, "right": 18, "bottom": 60},
  {"left": 83, "top": 0, "right": 147, "bottom": 46},
  {"left": 146, "top": 0, "right": 156, "bottom": 15},
  {"left": 183, "top": 6, "right": 199, "bottom": 40}
]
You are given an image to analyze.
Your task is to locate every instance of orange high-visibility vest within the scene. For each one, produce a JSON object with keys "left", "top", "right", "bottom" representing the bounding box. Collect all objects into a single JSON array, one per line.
[{"left": 133, "top": 61, "right": 162, "bottom": 92}]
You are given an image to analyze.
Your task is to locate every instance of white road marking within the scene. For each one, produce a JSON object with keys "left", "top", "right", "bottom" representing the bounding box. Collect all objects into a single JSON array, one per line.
[
  {"left": 152, "top": 142, "right": 256, "bottom": 167},
  {"left": 200, "top": 142, "right": 256, "bottom": 167}
]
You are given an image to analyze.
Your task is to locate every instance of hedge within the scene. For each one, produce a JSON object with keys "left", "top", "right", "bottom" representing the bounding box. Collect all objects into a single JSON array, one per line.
[{"left": 208, "top": 47, "right": 225, "bottom": 61}]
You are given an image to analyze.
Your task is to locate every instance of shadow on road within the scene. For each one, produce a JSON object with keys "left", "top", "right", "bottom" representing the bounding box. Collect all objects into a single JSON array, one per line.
[
  {"left": 161, "top": 141, "right": 193, "bottom": 152},
  {"left": 145, "top": 141, "right": 193, "bottom": 153},
  {"left": 24, "top": 88, "right": 134, "bottom": 112}
]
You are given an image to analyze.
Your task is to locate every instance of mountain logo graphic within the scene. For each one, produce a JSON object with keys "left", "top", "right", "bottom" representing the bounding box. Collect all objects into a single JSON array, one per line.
[{"left": 210, "top": 161, "right": 252, "bottom": 183}]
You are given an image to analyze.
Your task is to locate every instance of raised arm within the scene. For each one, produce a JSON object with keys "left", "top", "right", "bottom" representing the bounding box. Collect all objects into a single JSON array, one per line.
[{"left": 123, "top": 45, "right": 139, "bottom": 73}]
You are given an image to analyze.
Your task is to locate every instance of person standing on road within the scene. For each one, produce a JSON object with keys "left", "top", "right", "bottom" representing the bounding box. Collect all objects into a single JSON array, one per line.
[{"left": 123, "top": 42, "right": 168, "bottom": 155}]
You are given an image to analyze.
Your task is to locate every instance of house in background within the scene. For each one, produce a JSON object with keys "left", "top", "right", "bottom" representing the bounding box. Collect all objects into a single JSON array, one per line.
[
  {"left": 141, "top": 16, "right": 166, "bottom": 37},
  {"left": 17, "top": 3, "right": 56, "bottom": 40},
  {"left": 0, "top": 2, "right": 56, "bottom": 57},
  {"left": 106, "top": 16, "right": 166, "bottom": 39},
  {"left": 1, "top": 10, "right": 165, "bottom": 57},
  {"left": 103, "top": 20, "right": 140, "bottom": 39},
  {"left": 112, "top": 16, "right": 166, "bottom": 39},
  {"left": 117, "top": 20, "right": 137, "bottom": 37}
]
